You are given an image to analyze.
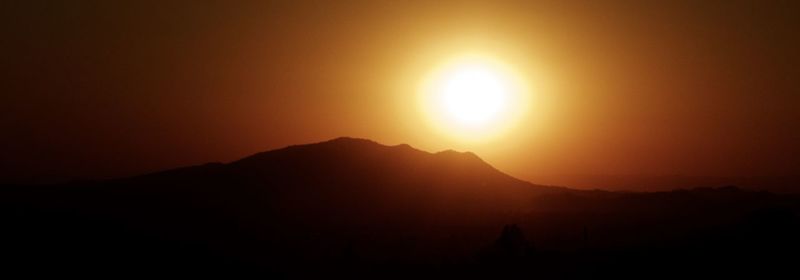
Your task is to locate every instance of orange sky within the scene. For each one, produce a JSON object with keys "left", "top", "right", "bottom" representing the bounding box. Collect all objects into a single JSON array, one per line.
[{"left": 2, "top": 1, "right": 799, "bottom": 188}]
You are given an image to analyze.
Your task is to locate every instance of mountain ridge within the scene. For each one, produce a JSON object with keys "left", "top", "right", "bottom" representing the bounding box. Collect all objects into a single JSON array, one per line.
[
  {"left": 231, "top": 136, "right": 493, "bottom": 171},
  {"left": 1, "top": 137, "right": 798, "bottom": 277}
]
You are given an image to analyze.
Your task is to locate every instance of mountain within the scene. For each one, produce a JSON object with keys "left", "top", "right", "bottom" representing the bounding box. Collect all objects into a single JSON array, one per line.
[
  {"left": 1, "top": 137, "right": 798, "bottom": 278},
  {"left": 118, "top": 137, "right": 560, "bottom": 228},
  {"left": 0, "top": 137, "right": 558, "bottom": 276}
]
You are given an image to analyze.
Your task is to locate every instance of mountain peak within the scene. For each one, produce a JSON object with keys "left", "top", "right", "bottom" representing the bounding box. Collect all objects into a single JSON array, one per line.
[
  {"left": 316, "top": 138, "right": 485, "bottom": 163},
  {"left": 436, "top": 149, "right": 478, "bottom": 157},
  {"left": 229, "top": 137, "right": 512, "bottom": 182},
  {"left": 322, "top": 136, "right": 379, "bottom": 145},
  {"left": 435, "top": 149, "right": 485, "bottom": 163}
]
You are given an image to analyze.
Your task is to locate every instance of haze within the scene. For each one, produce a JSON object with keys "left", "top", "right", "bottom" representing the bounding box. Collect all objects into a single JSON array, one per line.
[{"left": 2, "top": 1, "right": 798, "bottom": 190}]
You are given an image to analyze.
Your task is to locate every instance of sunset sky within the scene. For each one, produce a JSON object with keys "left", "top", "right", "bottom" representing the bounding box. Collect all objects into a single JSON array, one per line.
[{"left": 2, "top": 1, "right": 798, "bottom": 188}]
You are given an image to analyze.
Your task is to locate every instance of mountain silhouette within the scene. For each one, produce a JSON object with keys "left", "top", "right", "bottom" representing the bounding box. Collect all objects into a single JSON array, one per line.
[
  {"left": 0, "top": 137, "right": 559, "bottom": 276},
  {"left": 120, "top": 137, "right": 559, "bottom": 227},
  {"left": 1, "top": 137, "right": 798, "bottom": 278}
]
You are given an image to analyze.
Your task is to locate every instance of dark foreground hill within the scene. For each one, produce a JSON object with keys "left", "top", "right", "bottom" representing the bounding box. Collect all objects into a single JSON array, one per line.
[{"left": 1, "top": 137, "right": 798, "bottom": 278}]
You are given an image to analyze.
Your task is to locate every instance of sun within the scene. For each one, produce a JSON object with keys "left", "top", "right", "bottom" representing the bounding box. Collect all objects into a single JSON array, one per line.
[
  {"left": 419, "top": 55, "right": 527, "bottom": 141},
  {"left": 438, "top": 64, "right": 510, "bottom": 126}
]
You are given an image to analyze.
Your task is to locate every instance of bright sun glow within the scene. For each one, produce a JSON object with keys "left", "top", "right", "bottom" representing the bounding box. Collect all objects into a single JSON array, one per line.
[
  {"left": 420, "top": 55, "right": 528, "bottom": 141},
  {"left": 439, "top": 65, "right": 509, "bottom": 126}
]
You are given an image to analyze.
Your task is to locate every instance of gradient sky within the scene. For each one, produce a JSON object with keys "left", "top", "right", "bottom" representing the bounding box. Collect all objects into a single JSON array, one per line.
[{"left": 2, "top": 1, "right": 799, "bottom": 188}]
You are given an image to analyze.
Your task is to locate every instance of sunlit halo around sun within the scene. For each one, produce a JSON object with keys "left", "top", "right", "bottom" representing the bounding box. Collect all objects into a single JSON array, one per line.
[{"left": 420, "top": 55, "right": 528, "bottom": 141}]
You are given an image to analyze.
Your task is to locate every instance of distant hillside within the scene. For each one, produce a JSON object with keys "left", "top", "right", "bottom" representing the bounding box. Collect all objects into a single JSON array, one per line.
[
  {"left": 533, "top": 174, "right": 800, "bottom": 193},
  {"left": 1, "top": 137, "right": 798, "bottom": 278}
]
